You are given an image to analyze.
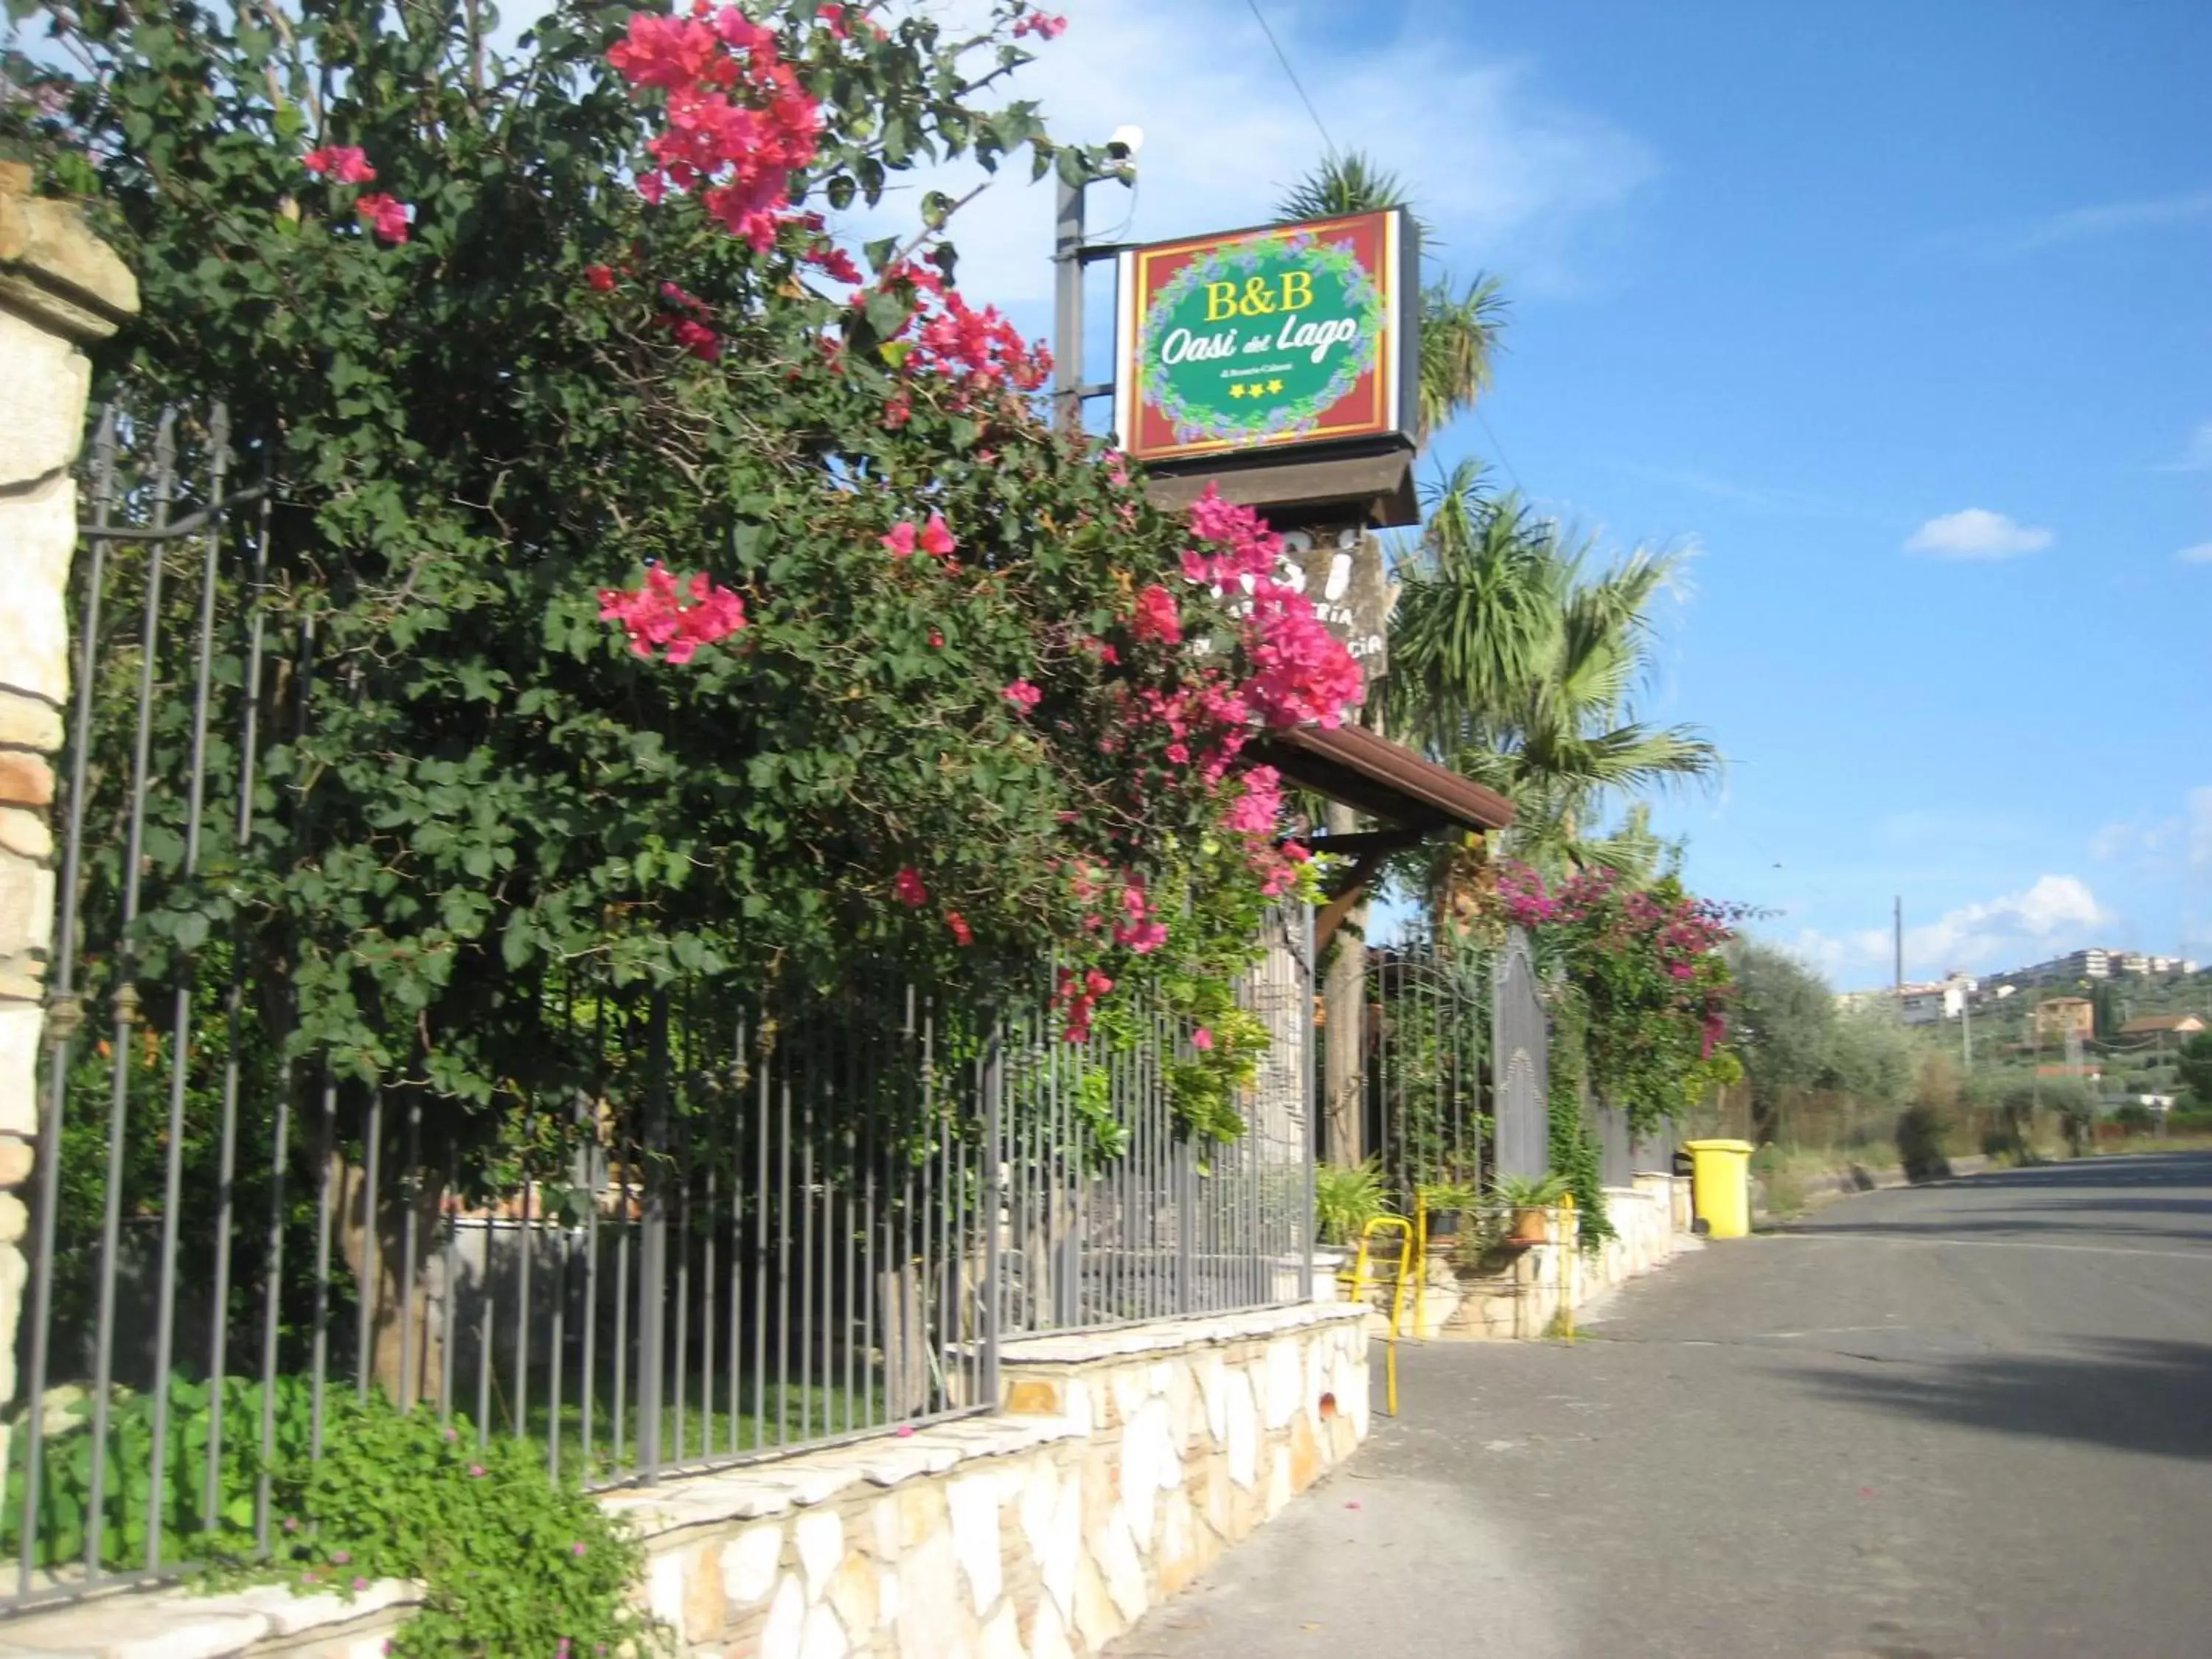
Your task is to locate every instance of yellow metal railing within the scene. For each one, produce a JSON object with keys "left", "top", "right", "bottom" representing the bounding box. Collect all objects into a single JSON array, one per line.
[{"left": 1343, "top": 1215, "right": 1416, "bottom": 1416}]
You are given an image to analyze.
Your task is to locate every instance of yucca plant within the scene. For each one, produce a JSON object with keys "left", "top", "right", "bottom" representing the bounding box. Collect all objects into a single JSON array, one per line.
[
  {"left": 1313, "top": 1159, "right": 1391, "bottom": 1245},
  {"left": 1491, "top": 1171, "right": 1571, "bottom": 1210}
]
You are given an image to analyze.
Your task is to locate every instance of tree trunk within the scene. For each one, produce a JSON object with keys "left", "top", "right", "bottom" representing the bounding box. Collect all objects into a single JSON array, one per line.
[{"left": 331, "top": 1147, "right": 450, "bottom": 1411}]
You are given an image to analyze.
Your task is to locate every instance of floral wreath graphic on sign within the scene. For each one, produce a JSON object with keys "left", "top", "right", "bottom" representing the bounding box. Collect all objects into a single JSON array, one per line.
[{"left": 1140, "top": 232, "right": 1385, "bottom": 445}]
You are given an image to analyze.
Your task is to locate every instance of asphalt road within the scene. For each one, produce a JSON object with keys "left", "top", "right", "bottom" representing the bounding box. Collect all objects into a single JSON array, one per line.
[{"left": 1113, "top": 1151, "right": 2212, "bottom": 1659}]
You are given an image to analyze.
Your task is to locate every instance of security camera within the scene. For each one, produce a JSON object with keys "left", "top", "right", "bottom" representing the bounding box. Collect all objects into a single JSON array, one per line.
[{"left": 1105, "top": 125, "right": 1144, "bottom": 161}]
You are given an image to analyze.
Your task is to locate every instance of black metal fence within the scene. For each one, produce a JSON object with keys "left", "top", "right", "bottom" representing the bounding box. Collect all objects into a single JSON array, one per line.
[{"left": 4, "top": 407, "right": 1314, "bottom": 1609}]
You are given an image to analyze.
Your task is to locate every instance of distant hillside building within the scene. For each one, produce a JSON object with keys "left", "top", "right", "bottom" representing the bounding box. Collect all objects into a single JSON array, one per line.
[
  {"left": 1995, "top": 947, "right": 2200, "bottom": 987},
  {"left": 2022, "top": 947, "right": 2111, "bottom": 982},
  {"left": 2034, "top": 996, "right": 2095, "bottom": 1042},
  {"left": 2118, "top": 1012, "right": 2207, "bottom": 1043},
  {"left": 1898, "top": 973, "right": 1977, "bottom": 1025},
  {"left": 2118, "top": 1012, "right": 2205, "bottom": 1036}
]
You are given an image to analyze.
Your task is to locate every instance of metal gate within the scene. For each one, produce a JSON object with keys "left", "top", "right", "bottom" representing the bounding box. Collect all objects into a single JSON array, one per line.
[{"left": 1366, "top": 939, "right": 1486, "bottom": 1210}]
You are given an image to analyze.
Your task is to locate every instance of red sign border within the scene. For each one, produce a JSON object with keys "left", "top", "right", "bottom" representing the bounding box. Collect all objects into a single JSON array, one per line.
[{"left": 1113, "top": 208, "right": 1411, "bottom": 467}]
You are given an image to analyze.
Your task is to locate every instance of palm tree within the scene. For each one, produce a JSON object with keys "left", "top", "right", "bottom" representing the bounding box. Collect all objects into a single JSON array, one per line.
[
  {"left": 1389, "top": 466, "right": 1719, "bottom": 892},
  {"left": 1273, "top": 153, "right": 1506, "bottom": 442}
]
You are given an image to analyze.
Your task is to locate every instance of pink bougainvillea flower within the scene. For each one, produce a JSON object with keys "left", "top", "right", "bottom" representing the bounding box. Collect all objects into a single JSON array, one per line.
[
  {"left": 883, "top": 394, "right": 913, "bottom": 430},
  {"left": 668, "top": 317, "right": 721, "bottom": 361},
  {"left": 919, "top": 512, "right": 957, "bottom": 559},
  {"left": 1012, "top": 10, "right": 1068, "bottom": 39},
  {"left": 893, "top": 867, "right": 928, "bottom": 907},
  {"left": 802, "top": 242, "right": 863, "bottom": 285},
  {"left": 598, "top": 566, "right": 748, "bottom": 664},
  {"left": 945, "top": 911, "right": 973, "bottom": 946},
  {"left": 815, "top": 2, "right": 850, "bottom": 38},
  {"left": 354, "top": 192, "right": 411, "bottom": 243},
  {"left": 303, "top": 145, "right": 376, "bottom": 184},
  {"left": 1192, "top": 1026, "right": 1214, "bottom": 1052},
  {"left": 605, "top": 10, "right": 720, "bottom": 89},
  {"left": 928, "top": 629, "right": 945, "bottom": 648},
  {"left": 583, "top": 263, "right": 616, "bottom": 291},
  {"left": 608, "top": 7, "right": 825, "bottom": 250},
  {"left": 1222, "top": 765, "right": 1283, "bottom": 835},
  {"left": 1003, "top": 680, "right": 1042, "bottom": 714},
  {"left": 880, "top": 521, "right": 919, "bottom": 558},
  {"left": 869, "top": 260, "right": 1053, "bottom": 408},
  {"left": 1131, "top": 582, "right": 1183, "bottom": 647}
]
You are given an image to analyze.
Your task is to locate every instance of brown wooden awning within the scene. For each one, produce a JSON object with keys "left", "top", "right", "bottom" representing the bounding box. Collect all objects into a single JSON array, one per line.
[{"left": 1250, "top": 723, "right": 1514, "bottom": 836}]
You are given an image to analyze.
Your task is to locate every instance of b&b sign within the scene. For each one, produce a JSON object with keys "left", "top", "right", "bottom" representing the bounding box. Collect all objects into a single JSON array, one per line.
[{"left": 1113, "top": 208, "right": 1417, "bottom": 467}]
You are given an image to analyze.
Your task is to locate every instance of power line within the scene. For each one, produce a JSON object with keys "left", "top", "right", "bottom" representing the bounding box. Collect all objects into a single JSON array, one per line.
[
  {"left": 1473, "top": 406, "right": 1526, "bottom": 494},
  {"left": 1244, "top": 0, "right": 1336, "bottom": 159}
]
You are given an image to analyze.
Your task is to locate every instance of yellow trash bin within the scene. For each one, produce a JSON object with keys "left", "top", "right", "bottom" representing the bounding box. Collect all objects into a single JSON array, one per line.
[{"left": 1683, "top": 1138, "right": 1755, "bottom": 1239}]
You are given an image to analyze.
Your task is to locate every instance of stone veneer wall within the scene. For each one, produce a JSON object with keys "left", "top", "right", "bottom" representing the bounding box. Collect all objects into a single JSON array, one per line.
[
  {"left": 0, "top": 162, "right": 139, "bottom": 1488},
  {"left": 1408, "top": 1174, "right": 1695, "bottom": 1341},
  {"left": 0, "top": 1303, "right": 1368, "bottom": 1658}
]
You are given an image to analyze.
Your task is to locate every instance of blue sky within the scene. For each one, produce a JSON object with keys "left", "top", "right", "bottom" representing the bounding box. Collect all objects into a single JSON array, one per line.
[{"left": 919, "top": 0, "right": 2212, "bottom": 990}]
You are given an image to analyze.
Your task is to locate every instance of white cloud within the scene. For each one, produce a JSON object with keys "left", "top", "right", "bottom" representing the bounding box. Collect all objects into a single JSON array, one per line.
[
  {"left": 2087, "top": 815, "right": 2180, "bottom": 872},
  {"left": 1903, "top": 508, "right": 2053, "bottom": 560},
  {"left": 1787, "top": 925, "right": 1888, "bottom": 983},
  {"left": 1795, "top": 874, "right": 2116, "bottom": 984},
  {"left": 2178, "top": 542, "right": 2212, "bottom": 564},
  {"left": 2159, "top": 421, "right": 2212, "bottom": 473},
  {"left": 852, "top": 0, "right": 1656, "bottom": 311},
  {"left": 1936, "top": 189, "right": 2212, "bottom": 258},
  {"left": 2088, "top": 821, "right": 2135, "bottom": 862}
]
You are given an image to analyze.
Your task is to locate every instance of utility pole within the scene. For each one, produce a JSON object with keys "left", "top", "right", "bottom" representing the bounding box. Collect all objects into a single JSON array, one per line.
[
  {"left": 1893, "top": 895, "right": 1904, "bottom": 1002},
  {"left": 1051, "top": 130, "right": 1142, "bottom": 436},
  {"left": 1962, "top": 988, "right": 1973, "bottom": 1071}
]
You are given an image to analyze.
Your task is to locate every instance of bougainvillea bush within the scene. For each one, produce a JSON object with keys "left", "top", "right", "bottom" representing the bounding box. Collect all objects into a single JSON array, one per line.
[
  {"left": 4, "top": 1, "right": 1359, "bottom": 1128},
  {"left": 1495, "top": 863, "right": 1744, "bottom": 1134}
]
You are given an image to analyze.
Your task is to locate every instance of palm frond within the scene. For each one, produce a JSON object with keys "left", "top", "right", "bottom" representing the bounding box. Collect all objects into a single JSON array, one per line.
[
  {"left": 1414, "top": 272, "right": 1507, "bottom": 439},
  {"left": 1273, "top": 150, "right": 1417, "bottom": 226}
]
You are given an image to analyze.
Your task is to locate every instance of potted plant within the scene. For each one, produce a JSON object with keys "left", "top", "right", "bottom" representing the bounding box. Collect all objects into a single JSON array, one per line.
[
  {"left": 1313, "top": 1158, "right": 1391, "bottom": 1247},
  {"left": 1492, "top": 1172, "right": 1571, "bottom": 1246},
  {"left": 1416, "top": 1180, "right": 1484, "bottom": 1240}
]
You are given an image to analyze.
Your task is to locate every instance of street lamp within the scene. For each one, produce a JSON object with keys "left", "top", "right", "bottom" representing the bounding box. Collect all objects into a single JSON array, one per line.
[{"left": 1051, "top": 126, "right": 1141, "bottom": 434}]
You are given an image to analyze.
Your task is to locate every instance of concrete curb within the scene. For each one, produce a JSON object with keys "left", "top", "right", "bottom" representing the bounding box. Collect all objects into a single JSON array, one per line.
[{"left": 1753, "top": 1152, "right": 1995, "bottom": 1222}]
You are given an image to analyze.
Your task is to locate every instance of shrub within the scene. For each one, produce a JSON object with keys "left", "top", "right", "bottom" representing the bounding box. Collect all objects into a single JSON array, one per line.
[
  {"left": 6, "top": 1376, "right": 653, "bottom": 1656},
  {"left": 1895, "top": 1102, "right": 1953, "bottom": 1183}
]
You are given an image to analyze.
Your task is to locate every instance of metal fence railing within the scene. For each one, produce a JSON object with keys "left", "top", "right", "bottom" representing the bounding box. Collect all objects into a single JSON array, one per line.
[{"left": 4, "top": 406, "right": 1315, "bottom": 1611}]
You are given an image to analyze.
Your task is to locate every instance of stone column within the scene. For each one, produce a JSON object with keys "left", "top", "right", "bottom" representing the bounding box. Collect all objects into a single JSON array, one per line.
[{"left": 0, "top": 162, "right": 139, "bottom": 1431}]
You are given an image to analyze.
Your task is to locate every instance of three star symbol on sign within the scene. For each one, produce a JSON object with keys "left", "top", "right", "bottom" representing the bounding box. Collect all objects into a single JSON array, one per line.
[{"left": 1228, "top": 378, "right": 1287, "bottom": 401}]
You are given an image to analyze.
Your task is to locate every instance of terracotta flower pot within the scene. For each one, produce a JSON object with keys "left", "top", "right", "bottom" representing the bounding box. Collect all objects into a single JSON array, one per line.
[{"left": 1509, "top": 1206, "right": 1550, "bottom": 1246}]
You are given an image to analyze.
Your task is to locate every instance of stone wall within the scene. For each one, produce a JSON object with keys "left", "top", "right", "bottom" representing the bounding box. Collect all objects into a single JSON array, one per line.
[
  {"left": 0, "top": 163, "right": 138, "bottom": 1466},
  {"left": 1405, "top": 1175, "right": 1695, "bottom": 1341},
  {"left": 0, "top": 1304, "right": 1368, "bottom": 1658}
]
